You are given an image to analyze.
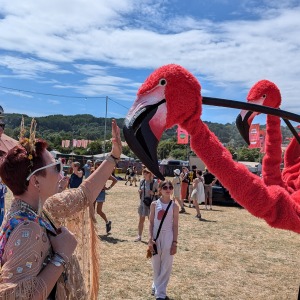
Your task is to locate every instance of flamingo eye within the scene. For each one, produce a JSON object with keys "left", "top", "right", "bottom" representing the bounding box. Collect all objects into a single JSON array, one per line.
[
  {"left": 262, "top": 94, "right": 267, "bottom": 99},
  {"left": 159, "top": 78, "right": 167, "bottom": 86}
]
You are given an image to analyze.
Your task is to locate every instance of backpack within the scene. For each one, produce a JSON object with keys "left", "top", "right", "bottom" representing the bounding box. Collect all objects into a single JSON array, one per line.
[{"left": 140, "top": 179, "right": 158, "bottom": 206}]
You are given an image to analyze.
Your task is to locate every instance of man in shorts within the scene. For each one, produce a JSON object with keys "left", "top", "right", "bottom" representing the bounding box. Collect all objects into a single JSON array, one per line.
[{"left": 203, "top": 168, "right": 217, "bottom": 210}]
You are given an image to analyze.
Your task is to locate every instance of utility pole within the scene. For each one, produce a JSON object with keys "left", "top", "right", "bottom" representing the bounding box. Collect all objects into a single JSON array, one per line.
[{"left": 102, "top": 96, "right": 108, "bottom": 153}]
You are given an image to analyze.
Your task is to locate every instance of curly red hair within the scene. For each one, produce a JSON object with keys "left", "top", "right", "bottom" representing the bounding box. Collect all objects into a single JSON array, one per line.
[{"left": 0, "top": 139, "right": 48, "bottom": 195}]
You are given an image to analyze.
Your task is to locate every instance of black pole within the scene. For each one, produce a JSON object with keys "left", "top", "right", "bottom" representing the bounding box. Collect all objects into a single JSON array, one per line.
[
  {"left": 283, "top": 119, "right": 300, "bottom": 144},
  {"left": 203, "top": 96, "right": 300, "bottom": 144},
  {"left": 202, "top": 97, "right": 300, "bottom": 123}
]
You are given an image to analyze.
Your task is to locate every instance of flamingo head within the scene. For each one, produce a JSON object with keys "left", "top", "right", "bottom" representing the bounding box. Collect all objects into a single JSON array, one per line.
[
  {"left": 123, "top": 64, "right": 202, "bottom": 179},
  {"left": 236, "top": 80, "right": 281, "bottom": 144}
]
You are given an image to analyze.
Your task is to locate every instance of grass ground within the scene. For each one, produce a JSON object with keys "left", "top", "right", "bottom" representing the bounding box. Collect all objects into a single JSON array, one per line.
[
  {"left": 5, "top": 179, "right": 300, "bottom": 300},
  {"left": 95, "top": 179, "right": 299, "bottom": 300}
]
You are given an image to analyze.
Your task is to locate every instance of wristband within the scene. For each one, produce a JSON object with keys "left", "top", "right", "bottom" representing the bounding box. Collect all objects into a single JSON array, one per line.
[
  {"left": 55, "top": 252, "right": 69, "bottom": 264},
  {"left": 105, "top": 154, "right": 120, "bottom": 165},
  {"left": 50, "top": 253, "right": 67, "bottom": 269}
]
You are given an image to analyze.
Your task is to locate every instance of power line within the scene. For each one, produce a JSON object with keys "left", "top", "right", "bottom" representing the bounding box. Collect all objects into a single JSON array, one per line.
[
  {"left": 108, "top": 97, "right": 130, "bottom": 110},
  {"left": 0, "top": 84, "right": 131, "bottom": 111}
]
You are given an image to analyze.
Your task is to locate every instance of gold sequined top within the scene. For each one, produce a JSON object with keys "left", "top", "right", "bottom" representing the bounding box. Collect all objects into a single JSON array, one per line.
[{"left": 0, "top": 184, "right": 100, "bottom": 300}]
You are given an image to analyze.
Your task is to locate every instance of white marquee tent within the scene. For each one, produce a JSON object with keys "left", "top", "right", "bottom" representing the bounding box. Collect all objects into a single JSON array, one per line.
[{"left": 93, "top": 152, "right": 134, "bottom": 161}]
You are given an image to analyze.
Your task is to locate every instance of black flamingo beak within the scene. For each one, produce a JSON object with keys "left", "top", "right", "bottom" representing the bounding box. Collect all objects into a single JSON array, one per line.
[
  {"left": 236, "top": 110, "right": 257, "bottom": 145},
  {"left": 123, "top": 99, "right": 166, "bottom": 180}
]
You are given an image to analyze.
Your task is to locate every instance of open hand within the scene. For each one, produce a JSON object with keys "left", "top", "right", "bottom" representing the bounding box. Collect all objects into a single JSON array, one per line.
[{"left": 111, "top": 119, "right": 122, "bottom": 159}]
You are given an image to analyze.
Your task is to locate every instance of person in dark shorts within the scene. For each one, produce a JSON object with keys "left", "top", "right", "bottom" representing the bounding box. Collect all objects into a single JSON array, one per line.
[
  {"left": 93, "top": 159, "right": 117, "bottom": 233},
  {"left": 203, "top": 168, "right": 217, "bottom": 210}
]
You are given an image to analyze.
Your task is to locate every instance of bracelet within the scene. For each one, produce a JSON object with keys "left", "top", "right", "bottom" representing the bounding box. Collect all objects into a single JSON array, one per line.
[
  {"left": 55, "top": 252, "right": 69, "bottom": 264},
  {"left": 172, "top": 241, "right": 177, "bottom": 244},
  {"left": 50, "top": 253, "right": 67, "bottom": 269},
  {"left": 105, "top": 154, "right": 120, "bottom": 166}
]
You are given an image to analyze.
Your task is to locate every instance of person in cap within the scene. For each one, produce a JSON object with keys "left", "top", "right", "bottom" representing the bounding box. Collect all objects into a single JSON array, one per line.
[
  {"left": 172, "top": 169, "right": 185, "bottom": 213},
  {"left": 83, "top": 159, "right": 93, "bottom": 178},
  {"left": 124, "top": 165, "right": 133, "bottom": 185}
]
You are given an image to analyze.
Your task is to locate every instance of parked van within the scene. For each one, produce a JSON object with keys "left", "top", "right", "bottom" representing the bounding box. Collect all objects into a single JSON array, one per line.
[{"left": 159, "top": 159, "right": 188, "bottom": 177}]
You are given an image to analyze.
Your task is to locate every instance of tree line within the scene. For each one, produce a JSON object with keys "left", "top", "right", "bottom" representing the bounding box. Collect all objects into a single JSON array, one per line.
[{"left": 4, "top": 113, "right": 293, "bottom": 162}]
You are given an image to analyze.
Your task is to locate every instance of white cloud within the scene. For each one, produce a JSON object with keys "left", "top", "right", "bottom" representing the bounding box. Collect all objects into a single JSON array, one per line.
[
  {"left": 47, "top": 99, "right": 61, "bottom": 105},
  {"left": 0, "top": 55, "right": 71, "bottom": 79},
  {"left": 0, "top": 0, "right": 300, "bottom": 115},
  {"left": 73, "top": 64, "right": 107, "bottom": 76}
]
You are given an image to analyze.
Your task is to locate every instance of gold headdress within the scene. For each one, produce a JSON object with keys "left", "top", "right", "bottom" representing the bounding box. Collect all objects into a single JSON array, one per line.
[{"left": 19, "top": 116, "right": 37, "bottom": 170}]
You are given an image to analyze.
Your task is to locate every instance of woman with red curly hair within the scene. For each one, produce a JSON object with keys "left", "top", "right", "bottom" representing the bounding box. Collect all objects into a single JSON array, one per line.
[{"left": 0, "top": 119, "right": 122, "bottom": 300}]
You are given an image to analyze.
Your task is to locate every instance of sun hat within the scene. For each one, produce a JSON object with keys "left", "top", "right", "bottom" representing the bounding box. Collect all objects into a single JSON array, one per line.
[{"left": 174, "top": 169, "right": 180, "bottom": 176}]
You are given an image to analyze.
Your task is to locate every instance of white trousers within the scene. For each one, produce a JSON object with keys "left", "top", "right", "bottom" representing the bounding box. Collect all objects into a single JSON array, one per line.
[{"left": 152, "top": 230, "right": 174, "bottom": 299}]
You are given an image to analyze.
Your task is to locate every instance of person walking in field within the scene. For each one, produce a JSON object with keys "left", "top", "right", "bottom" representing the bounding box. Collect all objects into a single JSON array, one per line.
[
  {"left": 92, "top": 159, "right": 118, "bottom": 234},
  {"left": 203, "top": 168, "right": 217, "bottom": 210},
  {"left": 180, "top": 167, "right": 189, "bottom": 205},
  {"left": 125, "top": 165, "right": 133, "bottom": 185},
  {"left": 131, "top": 166, "right": 138, "bottom": 187},
  {"left": 172, "top": 169, "right": 185, "bottom": 213},
  {"left": 190, "top": 170, "right": 205, "bottom": 219}
]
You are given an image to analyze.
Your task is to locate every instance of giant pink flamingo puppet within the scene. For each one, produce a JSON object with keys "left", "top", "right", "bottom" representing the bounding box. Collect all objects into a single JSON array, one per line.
[
  {"left": 236, "top": 79, "right": 300, "bottom": 193},
  {"left": 123, "top": 64, "right": 300, "bottom": 234}
]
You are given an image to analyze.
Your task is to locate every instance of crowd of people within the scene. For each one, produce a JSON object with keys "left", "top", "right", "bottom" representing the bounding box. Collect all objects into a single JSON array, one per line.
[{"left": 132, "top": 164, "right": 217, "bottom": 225}]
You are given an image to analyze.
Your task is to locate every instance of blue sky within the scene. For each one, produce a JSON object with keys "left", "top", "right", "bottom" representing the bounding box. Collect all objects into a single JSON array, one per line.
[{"left": 0, "top": 0, "right": 300, "bottom": 124}]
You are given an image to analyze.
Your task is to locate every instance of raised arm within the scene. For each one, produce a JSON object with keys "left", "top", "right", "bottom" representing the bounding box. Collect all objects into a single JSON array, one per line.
[{"left": 44, "top": 119, "right": 122, "bottom": 222}]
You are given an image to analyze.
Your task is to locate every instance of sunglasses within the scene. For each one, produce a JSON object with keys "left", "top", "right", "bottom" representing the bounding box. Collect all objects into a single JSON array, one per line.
[
  {"left": 162, "top": 185, "right": 174, "bottom": 191},
  {"left": 0, "top": 124, "right": 5, "bottom": 129},
  {"left": 26, "top": 160, "right": 62, "bottom": 181}
]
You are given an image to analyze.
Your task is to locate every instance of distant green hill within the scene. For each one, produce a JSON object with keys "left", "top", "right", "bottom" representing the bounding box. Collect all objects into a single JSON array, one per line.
[{"left": 2, "top": 113, "right": 293, "bottom": 160}]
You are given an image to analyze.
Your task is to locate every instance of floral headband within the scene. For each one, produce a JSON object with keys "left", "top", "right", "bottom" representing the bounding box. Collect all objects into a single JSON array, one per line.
[{"left": 19, "top": 116, "right": 37, "bottom": 173}]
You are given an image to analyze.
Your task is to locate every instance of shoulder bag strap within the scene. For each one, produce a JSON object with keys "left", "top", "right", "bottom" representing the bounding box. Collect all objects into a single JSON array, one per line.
[
  {"left": 154, "top": 200, "right": 172, "bottom": 241},
  {"left": 150, "top": 180, "right": 155, "bottom": 199}
]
